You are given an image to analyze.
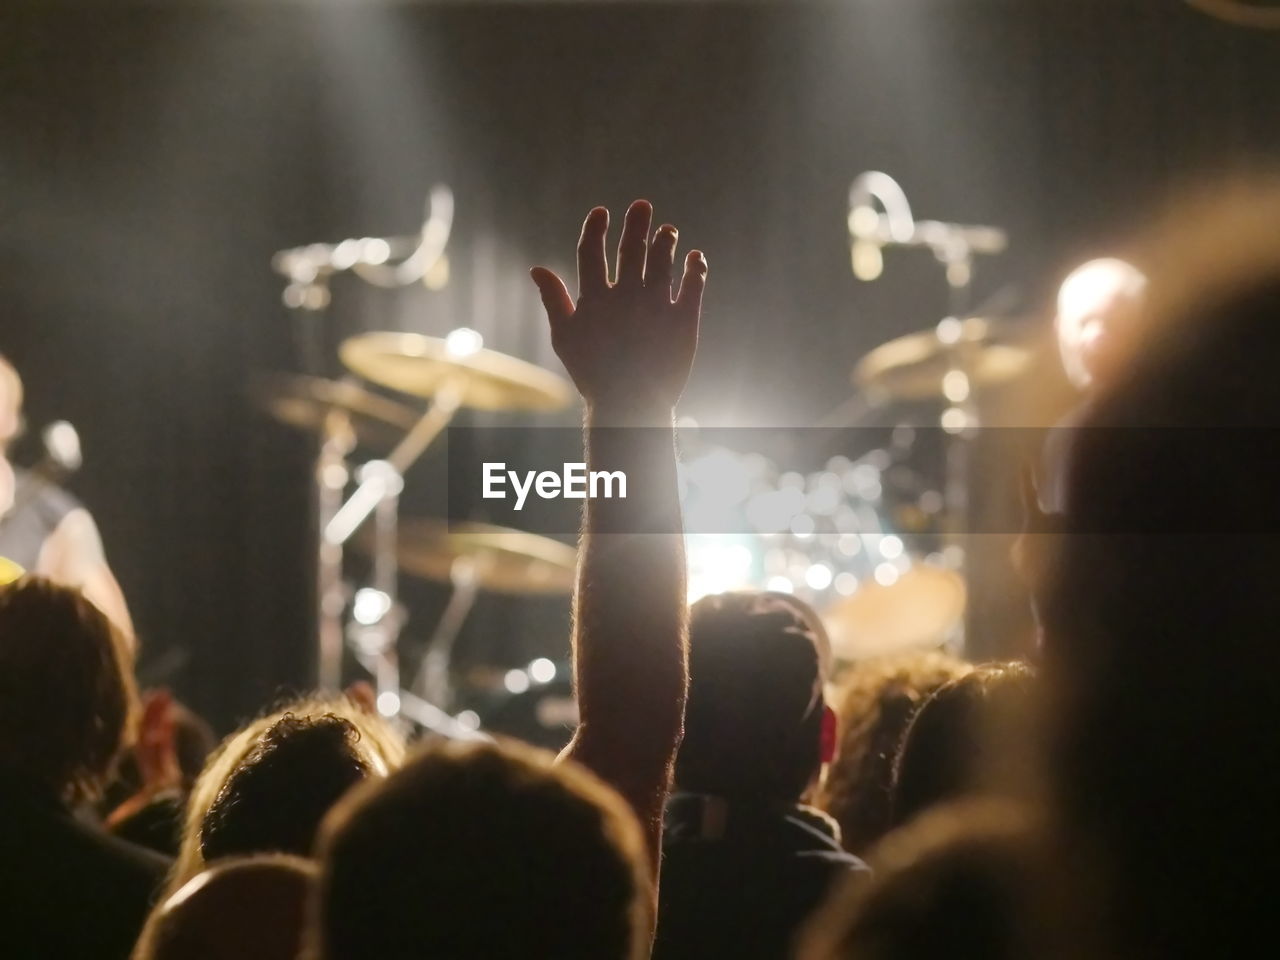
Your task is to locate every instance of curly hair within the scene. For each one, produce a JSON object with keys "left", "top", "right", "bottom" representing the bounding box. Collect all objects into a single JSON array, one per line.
[
  {"left": 165, "top": 696, "right": 405, "bottom": 898},
  {"left": 816, "top": 650, "right": 971, "bottom": 855},
  {"left": 0, "top": 576, "right": 138, "bottom": 804}
]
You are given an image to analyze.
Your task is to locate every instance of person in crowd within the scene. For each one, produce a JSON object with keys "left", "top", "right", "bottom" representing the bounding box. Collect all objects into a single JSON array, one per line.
[
  {"left": 798, "top": 798, "right": 1040, "bottom": 960},
  {"left": 653, "top": 590, "right": 869, "bottom": 960},
  {"left": 104, "top": 690, "right": 218, "bottom": 855},
  {"left": 1037, "top": 187, "right": 1280, "bottom": 958},
  {"left": 164, "top": 696, "right": 404, "bottom": 896},
  {"left": 314, "top": 739, "right": 650, "bottom": 960},
  {"left": 0, "top": 576, "right": 168, "bottom": 960},
  {"left": 818, "top": 650, "right": 972, "bottom": 855},
  {"left": 132, "top": 854, "right": 316, "bottom": 960},
  {"left": 0, "top": 353, "right": 135, "bottom": 640},
  {"left": 891, "top": 661, "right": 1035, "bottom": 830},
  {"left": 310, "top": 199, "right": 706, "bottom": 958}
]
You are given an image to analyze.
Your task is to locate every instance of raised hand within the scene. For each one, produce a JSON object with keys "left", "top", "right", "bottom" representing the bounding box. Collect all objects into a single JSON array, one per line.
[{"left": 530, "top": 200, "right": 706, "bottom": 416}]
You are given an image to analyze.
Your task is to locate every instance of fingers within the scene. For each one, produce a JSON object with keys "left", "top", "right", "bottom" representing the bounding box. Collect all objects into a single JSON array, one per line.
[
  {"left": 647, "top": 224, "right": 678, "bottom": 301},
  {"left": 576, "top": 207, "right": 610, "bottom": 297},
  {"left": 615, "top": 199, "right": 652, "bottom": 291},
  {"left": 530, "top": 267, "right": 574, "bottom": 328},
  {"left": 674, "top": 249, "right": 708, "bottom": 322}
]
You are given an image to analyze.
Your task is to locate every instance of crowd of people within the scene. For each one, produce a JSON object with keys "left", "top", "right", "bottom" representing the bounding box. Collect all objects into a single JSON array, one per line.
[{"left": 2, "top": 187, "right": 1278, "bottom": 959}]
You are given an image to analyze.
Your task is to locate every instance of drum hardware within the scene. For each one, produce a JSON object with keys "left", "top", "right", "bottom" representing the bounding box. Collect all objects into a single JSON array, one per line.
[{"left": 846, "top": 171, "right": 1016, "bottom": 653}]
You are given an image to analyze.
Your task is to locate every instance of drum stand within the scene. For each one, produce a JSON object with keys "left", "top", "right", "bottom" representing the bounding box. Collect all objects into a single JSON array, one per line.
[
  {"left": 846, "top": 171, "right": 1010, "bottom": 651},
  {"left": 322, "top": 377, "right": 486, "bottom": 738}
]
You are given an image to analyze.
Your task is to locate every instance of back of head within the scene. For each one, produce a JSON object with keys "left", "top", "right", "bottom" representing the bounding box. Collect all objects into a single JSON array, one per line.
[
  {"left": 677, "top": 591, "right": 828, "bottom": 801},
  {"left": 133, "top": 855, "right": 316, "bottom": 960},
  {"left": 1042, "top": 184, "right": 1280, "bottom": 957},
  {"left": 819, "top": 650, "right": 972, "bottom": 855},
  {"left": 799, "top": 799, "right": 1039, "bottom": 960},
  {"left": 892, "top": 662, "right": 1036, "bottom": 829},
  {"left": 0, "top": 576, "right": 137, "bottom": 804},
  {"left": 168, "top": 697, "right": 404, "bottom": 893},
  {"left": 314, "top": 739, "right": 649, "bottom": 960}
]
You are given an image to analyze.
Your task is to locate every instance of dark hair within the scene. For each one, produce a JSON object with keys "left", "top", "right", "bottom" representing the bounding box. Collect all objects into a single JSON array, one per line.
[
  {"left": 818, "top": 651, "right": 972, "bottom": 855},
  {"left": 200, "top": 714, "right": 369, "bottom": 863},
  {"left": 0, "top": 576, "right": 137, "bottom": 803},
  {"left": 314, "top": 739, "right": 649, "bottom": 960},
  {"left": 799, "top": 799, "right": 1038, "bottom": 960},
  {"left": 676, "top": 591, "right": 827, "bottom": 801},
  {"left": 892, "top": 662, "right": 1035, "bottom": 828},
  {"left": 1042, "top": 191, "right": 1280, "bottom": 958}
]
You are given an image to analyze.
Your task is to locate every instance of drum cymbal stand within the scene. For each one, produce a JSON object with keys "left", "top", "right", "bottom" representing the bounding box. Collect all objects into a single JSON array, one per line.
[
  {"left": 847, "top": 171, "right": 1009, "bottom": 650},
  {"left": 323, "top": 377, "right": 487, "bottom": 740}
]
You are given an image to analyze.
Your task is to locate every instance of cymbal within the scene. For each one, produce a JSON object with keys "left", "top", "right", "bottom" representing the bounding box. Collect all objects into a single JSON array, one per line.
[
  {"left": 853, "top": 317, "right": 1032, "bottom": 402},
  {"left": 377, "top": 519, "right": 577, "bottom": 595},
  {"left": 824, "top": 564, "right": 966, "bottom": 660},
  {"left": 339, "top": 332, "right": 573, "bottom": 412},
  {"left": 252, "top": 374, "right": 420, "bottom": 449}
]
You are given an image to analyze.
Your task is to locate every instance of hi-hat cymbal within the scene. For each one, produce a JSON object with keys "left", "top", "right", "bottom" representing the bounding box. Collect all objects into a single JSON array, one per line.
[
  {"left": 824, "top": 564, "right": 966, "bottom": 660},
  {"left": 853, "top": 317, "right": 1032, "bottom": 402},
  {"left": 371, "top": 519, "right": 577, "bottom": 595},
  {"left": 339, "top": 332, "right": 573, "bottom": 412},
  {"left": 252, "top": 374, "right": 421, "bottom": 449}
]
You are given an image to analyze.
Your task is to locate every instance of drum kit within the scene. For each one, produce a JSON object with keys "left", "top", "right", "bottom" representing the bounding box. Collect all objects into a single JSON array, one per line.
[{"left": 253, "top": 174, "right": 1032, "bottom": 735}]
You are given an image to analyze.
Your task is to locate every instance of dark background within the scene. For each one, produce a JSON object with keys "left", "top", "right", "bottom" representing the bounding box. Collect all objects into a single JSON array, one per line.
[{"left": 2, "top": 0, "right": 1277, "bottom": 731}]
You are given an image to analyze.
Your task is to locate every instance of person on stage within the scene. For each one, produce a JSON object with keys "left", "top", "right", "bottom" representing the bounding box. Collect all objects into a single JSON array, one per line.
[{"left": 0, "top": 354, "right": 135, "bottom": 642}]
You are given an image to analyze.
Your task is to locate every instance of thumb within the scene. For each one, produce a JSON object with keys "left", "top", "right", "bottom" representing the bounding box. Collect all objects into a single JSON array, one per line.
[{"left": 530, "top": 267, "right": 574, "bottom": 328}]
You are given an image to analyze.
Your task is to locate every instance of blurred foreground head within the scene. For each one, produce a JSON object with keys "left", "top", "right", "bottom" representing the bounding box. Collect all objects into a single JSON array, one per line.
[
  {"left": 678, "top": 590, "right": 833, "bottom": 802},
  {"left": 818, "top": 650, "right": 972, "bottom": 854},
  {"left": 799, "top": 799, "right": 1040, "bottom": 960},
  {"left": 168, "top": 696, "right": 404, "bottom": 893},
  {"left": 0, "top": 575, "right": 137, "bottom": 804},
  {"left": 1042, "top": 183, "right": 1280, "bottom": 958},
  {"left": 892, "top": 662, "right": 1036, "bottom": 829},
  {"left": 1055, "top": 257, "right": 1147, "bottom": 390},
  {"left": 133, "top": 855, "right": 315, "bottom": 960},
  {"left": 313, "top": 739, "right": 650, "bottom": 960}
]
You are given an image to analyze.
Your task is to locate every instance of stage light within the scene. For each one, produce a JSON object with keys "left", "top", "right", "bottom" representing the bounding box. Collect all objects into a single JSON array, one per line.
[
  {"left": 445, "top": 326, "right": 483, "bottom": 357},
  {"left": 529, "top": 657, "right": 557, "bottom": 684},
  {"left": 456, "top": 710, "right": 481, "bottom": 731},
  {"left": 879, "top": 534, "right": 904, "bottom": 559},
  {"left": 835, "top": 572, "right": 859, "bottom": 596},
  {"left": 504, "top": 669, "right": 530, "bottom": 695},
  {"left": 352, "top": 587, "right": 392, "bottom": 625},
  {"left": 874, "top": 562, "right": 900, "bottom": 586},
  {"left": 805, "top": 563, "right": 833, "bottom": 590},
  {"left": 376, "top": 691, "right": 401, "bottom": 717},
  {"left": 942, "top": 369, "right": 970, "bottom": 403},
  {"left": 766, "top": 575, "right": 795, "bottom": 594}
]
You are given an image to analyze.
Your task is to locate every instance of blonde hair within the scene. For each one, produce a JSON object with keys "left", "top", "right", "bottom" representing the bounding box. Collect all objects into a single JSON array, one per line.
[{"left": 165, "top": 696, "right": 404, "bottom": 898}]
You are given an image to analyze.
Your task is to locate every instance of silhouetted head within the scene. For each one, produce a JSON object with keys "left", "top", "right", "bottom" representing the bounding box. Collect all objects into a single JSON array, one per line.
[
  {"left": 799, "top": 799, "right": 1040, "bottom": 960},
  {"left": 313, "top": 739, "right": 650, "bottom": 960},
  {"left": 818, "top": 650, "right": 972, "bottom": 855},
  {"left": 676, "top": 590, "right": 833, "bottom": 803},
  {"left": 132, "top": 855, "right": 316, "bottom": 960},
  {"left": 1042, "top": 185, "right": 1280, "bottom": 958},
  {"left": 892, "top": 662, "right": 1036, "bottom": 828},
  {"left": 0, "top": 576, "right": 137, "bottom": 803},
  {"left": 1055, "top": 258, "right": 1147, "bottom": 390},
  {"left": 167, "top": 697, "right": 404, "bottom": 895}
]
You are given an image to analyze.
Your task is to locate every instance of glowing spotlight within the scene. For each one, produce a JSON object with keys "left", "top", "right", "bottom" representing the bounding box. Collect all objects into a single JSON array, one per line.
[
  {"left": 529, "top": 657, "right": 557, "bottom": 684},
  {"left": 352, "top": 588, "right": 392, "bottom": 626},
  {"left": 835, "top": 572, "right": 859, "bottom": 595},
  {"left": 942, "top": 369, "right": 970, "bottom": 403},
  {"left": 445, "top": 327, "right": 483, "bottom": 357},
  {"left": 874, "top": 562, "right": 900, "bottom": 587},
  {"left": 766, "top": 575, "right": 795, "bottom": 594},
  {"left": 805, "top": 563, "right": 833, "bottom": 591},
  {"left": 456, "top": 710, "right": 481, "bottom": 730},
  {"left": 504, "top": 669, "right": 530, "bottom": 695},
  {"left": 879, "top": 535, "right": 904, "bottom": 560},
  {"left": 376, "top": 691, "right": 401, "bottom": 717}
]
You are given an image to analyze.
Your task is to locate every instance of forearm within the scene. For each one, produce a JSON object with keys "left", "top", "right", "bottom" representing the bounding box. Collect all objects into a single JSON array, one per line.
[{"left": 562, "top": 404, "right": 688, "bottom": 855}]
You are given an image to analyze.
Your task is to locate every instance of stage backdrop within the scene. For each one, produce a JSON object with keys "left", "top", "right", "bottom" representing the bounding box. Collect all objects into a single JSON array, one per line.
[{"left": 2, "top": 0, "right": 1277, "bottom": 730}]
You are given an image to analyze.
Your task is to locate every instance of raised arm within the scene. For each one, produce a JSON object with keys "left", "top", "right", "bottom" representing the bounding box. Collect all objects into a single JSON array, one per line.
[{"left": 531, "top": 200, "right": 706, "bottom": 881}]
